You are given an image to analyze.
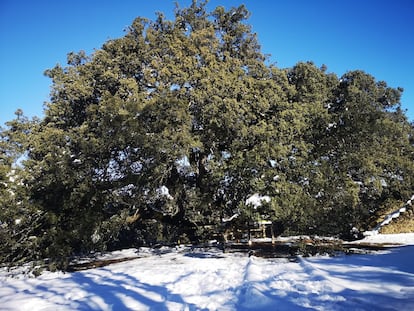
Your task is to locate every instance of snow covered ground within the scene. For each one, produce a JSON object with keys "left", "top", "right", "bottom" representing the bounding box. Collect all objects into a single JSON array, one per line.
[{"left": 1, "top": 234, "right": 414, "bottom": 311}]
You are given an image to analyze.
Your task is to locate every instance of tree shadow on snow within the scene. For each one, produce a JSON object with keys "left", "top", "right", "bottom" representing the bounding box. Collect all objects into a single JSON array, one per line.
[
  {"left": 184, "top": 252, "right": 226, "bottom": 259},
  {"left": 4, "top": 246, "right": 414, "bottom": 310},
  {"left": 65, "top": 268, "right": 205, "bottom": 311},
  {"left": 234, "top": 246, "right": 414, "bottom": 311}
]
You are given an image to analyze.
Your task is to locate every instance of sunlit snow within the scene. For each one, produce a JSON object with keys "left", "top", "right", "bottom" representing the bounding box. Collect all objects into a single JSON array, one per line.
[
  {"left": 1, "top": 234, "right": 414, "bottom": 310},
  {"left": 245, "top": 194, "right": 271, "bottom": 208}
]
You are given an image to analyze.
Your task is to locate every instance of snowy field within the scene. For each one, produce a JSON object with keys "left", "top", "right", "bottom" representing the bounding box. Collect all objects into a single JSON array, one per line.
[{"left": 1, "top": 234, "right": 414, "bottom": 311}]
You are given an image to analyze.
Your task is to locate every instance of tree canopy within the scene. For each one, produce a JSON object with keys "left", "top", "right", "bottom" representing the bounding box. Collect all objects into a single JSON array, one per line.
[{"left": 1, "top": 1, "right": 413, "bottom": 268}]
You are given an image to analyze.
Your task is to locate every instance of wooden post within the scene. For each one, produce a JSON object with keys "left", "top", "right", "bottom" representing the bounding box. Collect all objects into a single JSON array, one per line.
[{"left": 248, "top": 226, "right": 252, "bottom": 245}]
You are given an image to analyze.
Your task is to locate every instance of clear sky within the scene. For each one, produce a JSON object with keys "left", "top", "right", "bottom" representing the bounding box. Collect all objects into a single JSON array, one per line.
[{"left": 1, "top": 0, "right": 413, "bottom": 127}]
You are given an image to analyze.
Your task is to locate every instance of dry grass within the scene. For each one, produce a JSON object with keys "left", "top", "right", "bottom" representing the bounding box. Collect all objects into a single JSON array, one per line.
[
  {"left": 380, "top": 212, "right": 414, "bottom": 233},
  {"left": 376, "top": 199, "right": 414, "bottom": 233},
  {"left": 371, "top": 199, "right": 414, "bottom": 234}
]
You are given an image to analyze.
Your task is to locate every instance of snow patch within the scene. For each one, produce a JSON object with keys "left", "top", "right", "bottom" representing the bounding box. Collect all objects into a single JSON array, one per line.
[
  {"left": 356, "top": 233, "right": 414, "bottom": 245},
  {"left": 364, "top": 195, "right": 413, "bottom": 236},
  {"left": 245, "top": 194, "right": 271, "bottom": 208},
  {"left": 222, "top": 214, "right": 239, "bottom": 222},
  {"left": 156, "top": 186, "right": 174, "bottom": 200}
]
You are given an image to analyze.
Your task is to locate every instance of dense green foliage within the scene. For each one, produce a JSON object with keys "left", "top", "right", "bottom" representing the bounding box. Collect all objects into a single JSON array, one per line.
[{"left": 1, "top": 1, "right": 413, "bottom": 267}]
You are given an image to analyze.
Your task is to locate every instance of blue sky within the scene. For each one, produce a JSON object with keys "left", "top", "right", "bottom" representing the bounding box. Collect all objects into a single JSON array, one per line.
[{"left": 1, "top": 0, "right": 413, "bottom": 127}]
